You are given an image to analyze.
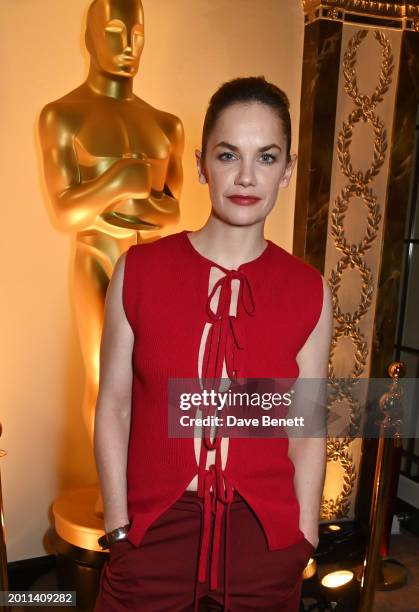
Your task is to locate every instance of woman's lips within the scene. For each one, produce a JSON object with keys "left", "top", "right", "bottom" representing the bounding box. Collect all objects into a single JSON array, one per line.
[{"left": 227, "top": 195, "right": 261, "bottom": 206}]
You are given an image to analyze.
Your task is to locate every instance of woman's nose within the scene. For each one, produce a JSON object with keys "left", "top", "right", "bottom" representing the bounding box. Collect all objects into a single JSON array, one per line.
[{"left": 234, "top": 162, "right": 256, "bottom": 187}]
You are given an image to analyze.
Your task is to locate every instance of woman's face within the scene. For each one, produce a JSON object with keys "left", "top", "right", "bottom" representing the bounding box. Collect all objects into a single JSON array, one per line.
[{"left": 196, "top": 102, "right": 296, "bottom": 227}]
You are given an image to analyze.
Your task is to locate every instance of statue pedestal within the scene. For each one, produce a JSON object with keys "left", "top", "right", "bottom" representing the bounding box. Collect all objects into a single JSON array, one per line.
[
  {"left": 52, "top": 487, "right": 105, "bottom": 552},
  {"left": 49, "top": 487, "right": 108, "bottom": 610}
]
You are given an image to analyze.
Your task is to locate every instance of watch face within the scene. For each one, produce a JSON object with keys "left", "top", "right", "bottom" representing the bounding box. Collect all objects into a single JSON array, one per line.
[
  {"left": 98, "top": 523, "right": 131, "bottom": 548},
  {"left": 98, "top": 534, "right": 109, "bottom": 549},
  {"left": 98, "top": 527, "right": 130, "bottom": 549}
]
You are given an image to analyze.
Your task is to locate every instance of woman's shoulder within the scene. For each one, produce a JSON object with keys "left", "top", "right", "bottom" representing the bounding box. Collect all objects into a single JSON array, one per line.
[
  {"left": 124, "top": 231, "right": 190, "bottom": 281},
  {"left": 126, "top": 231, "right": 185, "bottom": 259},
  {"left": 268, "top": 240, "right": 322, "bottom": 282},
  {"left": 267, "top": 242, "right": 326, "bottom": 331}
]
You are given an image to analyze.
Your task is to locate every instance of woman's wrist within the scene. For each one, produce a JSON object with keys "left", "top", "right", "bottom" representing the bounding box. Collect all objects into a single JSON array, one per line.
[
  {"left": 104, "top": 514, "right": 130, "bottom": 534},
  {"left": 302, "top": 528, "right": 319, "bottom": 549},
  {"left": 98, "top": 523, "right": 131, "bottom": 549},
  {"left": 300, "top": 521, "right": 319, "bottom": 542}
]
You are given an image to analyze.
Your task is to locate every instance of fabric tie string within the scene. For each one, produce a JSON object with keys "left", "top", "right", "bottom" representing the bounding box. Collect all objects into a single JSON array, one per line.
[
  {"left": 202, "top": 269, "right": 255, "bottom": 386},
  {"left": 194, "top": 437, "right": 234, "bottom": 612},
  {"left": 193, "top": 267, "right": 255, "bottom": 611}
]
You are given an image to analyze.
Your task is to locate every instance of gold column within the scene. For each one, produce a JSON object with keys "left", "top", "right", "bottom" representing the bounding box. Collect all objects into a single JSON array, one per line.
[
  {"left": 323, "top": 22, "right": 401, "bottom": 520},
  {"left": 297, "top": 0, "right": 419, "bottom": 525},
  {"left": 357, "top": 362, "right": 408, "bottom": 610}
]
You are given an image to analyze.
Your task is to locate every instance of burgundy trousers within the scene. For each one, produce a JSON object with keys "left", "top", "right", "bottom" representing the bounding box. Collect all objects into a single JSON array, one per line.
[{"left": 94, "top": 490, "right": 314, "bottom": 612}]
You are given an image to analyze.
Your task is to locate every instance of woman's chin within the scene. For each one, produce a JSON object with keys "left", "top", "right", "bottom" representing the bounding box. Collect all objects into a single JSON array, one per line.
[
  {"left": 217, "top": 210, "right": 267, "bottom": 227},
  {"left": 210, "top": 203, "right": 264, "bottom": 225}
]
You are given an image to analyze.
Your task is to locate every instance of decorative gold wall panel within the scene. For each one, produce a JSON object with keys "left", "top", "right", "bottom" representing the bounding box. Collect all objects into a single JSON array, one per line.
[
  {"left": 303, "top": 0, "right": 419, "bottom": 30},
  {"left": 322, "top": 24, "right": 401, "bottom": 520}
]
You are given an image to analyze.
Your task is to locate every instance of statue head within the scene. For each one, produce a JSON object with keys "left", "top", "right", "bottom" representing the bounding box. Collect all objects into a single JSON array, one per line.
[{"left": 85, "top": 0, "right": 145, "bottom": 77}]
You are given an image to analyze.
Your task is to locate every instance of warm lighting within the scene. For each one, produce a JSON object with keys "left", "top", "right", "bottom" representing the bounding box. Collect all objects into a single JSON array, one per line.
[
  {"left": 320, "top": 569, "right": 358, "bottom": 609},
  {"left": 328, "top": 524, "right": 341, "bottom": 531},
  {"left": 321, "top": 569, "right": 354, "bottom": 589},
  {"left": 302, "top": 555, "right": 317, "bottom": 581},
  {"left": 320, "top": 570, "right": 359, "bottom": 612}
]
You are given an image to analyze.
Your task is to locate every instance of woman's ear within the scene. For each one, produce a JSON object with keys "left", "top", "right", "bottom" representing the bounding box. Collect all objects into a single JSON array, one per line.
[
  {"left": 279, "top": 154, "right": 297, "bottom": 188},
  {"left": 195, "top": 149, "right": 207, "bottom": 184}
]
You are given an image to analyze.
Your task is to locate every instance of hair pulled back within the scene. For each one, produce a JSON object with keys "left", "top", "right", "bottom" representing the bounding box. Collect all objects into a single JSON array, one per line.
[{"left": 201, "top": 76, "right": 292, "bottom": 162}]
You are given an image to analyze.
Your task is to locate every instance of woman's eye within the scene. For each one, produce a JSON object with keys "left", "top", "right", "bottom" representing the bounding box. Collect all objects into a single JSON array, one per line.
[
  {"left": 260, "top": 153, "right": 276, "bottom": 164},
  {"left": 218, "top": 152, "right": 236, "bottom": 162}
]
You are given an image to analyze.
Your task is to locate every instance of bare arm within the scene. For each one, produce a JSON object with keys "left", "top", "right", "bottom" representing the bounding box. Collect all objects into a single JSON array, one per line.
[
  {"left": 288, "top": 277, "right": 333, "bottom": 549},
  {"left": 38, "top": 104, "right": 152, "bottom": 233},
  {"left": 93, "top": 253, "right": 134, "bottom": 532}
]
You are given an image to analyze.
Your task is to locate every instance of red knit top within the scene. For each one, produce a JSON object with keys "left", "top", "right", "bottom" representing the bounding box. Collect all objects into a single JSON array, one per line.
[{"left": 123, "top": 229, "right": 323, "bottom": 603}]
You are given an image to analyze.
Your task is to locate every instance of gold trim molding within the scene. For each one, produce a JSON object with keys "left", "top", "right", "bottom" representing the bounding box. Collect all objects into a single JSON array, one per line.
[{"left": 302, "top": 1, "right": 419, "bottom": 29}]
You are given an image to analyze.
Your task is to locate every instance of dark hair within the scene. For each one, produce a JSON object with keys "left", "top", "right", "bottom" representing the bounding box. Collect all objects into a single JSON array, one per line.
[{"left": 201, "top": 76, "right": 292, "bottom": 161}]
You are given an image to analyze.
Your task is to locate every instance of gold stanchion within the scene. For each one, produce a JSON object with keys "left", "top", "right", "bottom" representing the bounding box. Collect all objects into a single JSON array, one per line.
[
  {"left": 357, "top": 362, "right": 408, "bottom": 611},
  {"left": 0, "top": 422, "right": 9, "bottom": 612}
]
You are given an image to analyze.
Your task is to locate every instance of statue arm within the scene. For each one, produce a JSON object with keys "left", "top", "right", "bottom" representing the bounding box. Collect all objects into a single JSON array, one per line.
[
  {"left": 164, "top": 115, "right": 184, "bottom": 201},
  {"left": 38, "top": 104, "right": 152, "bottom": 233}
]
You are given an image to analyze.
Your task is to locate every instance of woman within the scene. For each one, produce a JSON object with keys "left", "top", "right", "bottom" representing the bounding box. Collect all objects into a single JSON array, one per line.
[{"left": 94, "top": 76, "right": 332, "bottom": 612}]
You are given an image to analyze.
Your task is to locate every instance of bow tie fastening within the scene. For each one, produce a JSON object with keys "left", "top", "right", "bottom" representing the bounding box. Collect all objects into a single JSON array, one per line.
[
  {"left": 202, "top": 269, "right": 255, "bottom": 384},
  {"left": 193, "top": 267, "right": 256, "bottom": 612}
]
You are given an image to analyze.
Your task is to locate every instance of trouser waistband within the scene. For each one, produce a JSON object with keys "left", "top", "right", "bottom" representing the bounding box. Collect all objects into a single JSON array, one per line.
[{"left": 172, "top": 488, "right": 244, "bottom": 506}]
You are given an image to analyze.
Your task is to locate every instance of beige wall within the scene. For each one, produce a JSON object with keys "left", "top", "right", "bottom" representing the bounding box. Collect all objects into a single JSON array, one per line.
[{"left": 0, "top": 0, "right": 303, "bottom": 561}]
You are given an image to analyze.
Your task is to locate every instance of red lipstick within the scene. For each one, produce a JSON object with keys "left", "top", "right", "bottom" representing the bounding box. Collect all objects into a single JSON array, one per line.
[{"left": 228, "top": 195, "right": 261, "bottom": 206}]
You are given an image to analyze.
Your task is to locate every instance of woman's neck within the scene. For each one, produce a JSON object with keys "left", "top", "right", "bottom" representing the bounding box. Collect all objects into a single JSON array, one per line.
[{"left": 188, "top": 217, "right": 267, "bottom": 270}]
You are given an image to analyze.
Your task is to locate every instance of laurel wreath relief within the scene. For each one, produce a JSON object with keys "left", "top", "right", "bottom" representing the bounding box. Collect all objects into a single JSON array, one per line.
[{"left": 322, "top": 29, "right": 394, "bottom": 519}]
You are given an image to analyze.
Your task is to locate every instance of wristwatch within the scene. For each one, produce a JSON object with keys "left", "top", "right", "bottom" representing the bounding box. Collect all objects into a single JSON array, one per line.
[{"left": 98, "top": 523, "right": 131, "bottom": 550}]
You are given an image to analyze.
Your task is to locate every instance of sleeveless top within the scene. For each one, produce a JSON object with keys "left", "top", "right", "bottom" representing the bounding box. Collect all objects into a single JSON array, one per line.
[{"left": 123, "top": 229, "right": 323, "bottom": 599}]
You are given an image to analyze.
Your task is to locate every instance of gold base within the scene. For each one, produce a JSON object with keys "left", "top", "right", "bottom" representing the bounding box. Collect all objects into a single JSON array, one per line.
[
  {"left": 52, "top": 487, "right": 106, "bottom": 552},
  {"left": 354, "top": 557, "right": 408, "bottom": 591},
  {"left": 375, "top": 558, "right": 409, "bottom": 591}
]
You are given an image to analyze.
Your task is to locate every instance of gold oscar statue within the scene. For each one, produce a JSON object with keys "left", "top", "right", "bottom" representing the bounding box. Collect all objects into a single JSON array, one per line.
[{"left": 38, "top": 0, "right": 183, "bottom": 551}]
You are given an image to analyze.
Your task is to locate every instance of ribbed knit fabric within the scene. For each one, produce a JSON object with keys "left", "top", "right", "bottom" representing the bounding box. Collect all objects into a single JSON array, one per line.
[{"left": 122, "top": 229, "right": 323, "bottom": 608}]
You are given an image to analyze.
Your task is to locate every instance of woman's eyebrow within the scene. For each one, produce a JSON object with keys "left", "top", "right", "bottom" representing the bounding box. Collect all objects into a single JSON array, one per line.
[
  {"left": 213, "top": 141, "right": 281, "bottom": 152},
  {"left": 213, "top": 141, "right": 239, "bottom": 151},
  {"left": 259, "top": 144, "right": 281, "bottom": 152}
]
